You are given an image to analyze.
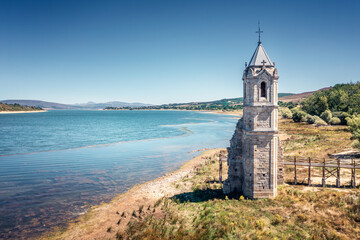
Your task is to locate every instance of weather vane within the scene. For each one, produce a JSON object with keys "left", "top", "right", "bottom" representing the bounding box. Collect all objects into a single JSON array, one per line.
[{"left": 256, "top": 21, "right": 263, "bottom": 44}]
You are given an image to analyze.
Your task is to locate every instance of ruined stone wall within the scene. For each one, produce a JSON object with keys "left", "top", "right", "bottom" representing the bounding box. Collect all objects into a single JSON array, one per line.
[{"left": 224, "top": 118, "right": 244, "bottom": 194}]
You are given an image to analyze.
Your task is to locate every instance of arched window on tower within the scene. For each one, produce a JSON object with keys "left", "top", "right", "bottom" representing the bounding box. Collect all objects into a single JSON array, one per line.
[{"left": 261, "top": 82, "right": 266, "bottom": 98}]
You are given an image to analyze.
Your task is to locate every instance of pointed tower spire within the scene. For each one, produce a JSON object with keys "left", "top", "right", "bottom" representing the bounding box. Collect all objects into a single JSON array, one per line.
[
  {"left": 248, "top": 44, "right": 273, "bottom": 67},
  {"left": 248, "top": 23, "right": 274, "bottom": 67}
]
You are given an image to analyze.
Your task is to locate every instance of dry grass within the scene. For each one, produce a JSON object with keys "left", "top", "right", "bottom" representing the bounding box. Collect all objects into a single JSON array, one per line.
[
  {"left": 279, "top": 118, "right": 353, "bottom": 158},
  {"left": 279, "top": 118, "right": 359, "bottom": 186}
]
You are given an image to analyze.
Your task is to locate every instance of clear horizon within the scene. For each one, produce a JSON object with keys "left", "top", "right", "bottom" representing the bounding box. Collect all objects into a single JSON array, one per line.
[{"left": 1, "top": 0, "right": 359, "bottom": 105}]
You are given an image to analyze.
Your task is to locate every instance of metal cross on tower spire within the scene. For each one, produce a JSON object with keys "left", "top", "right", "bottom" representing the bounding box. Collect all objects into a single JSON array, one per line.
[{"left": 256, "top": 21, "right": 263, "bottom": 44}]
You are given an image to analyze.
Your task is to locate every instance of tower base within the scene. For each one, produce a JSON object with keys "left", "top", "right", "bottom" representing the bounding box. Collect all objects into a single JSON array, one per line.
[{"left": 223, "top": 117, "right": 283, "bottom": 199}]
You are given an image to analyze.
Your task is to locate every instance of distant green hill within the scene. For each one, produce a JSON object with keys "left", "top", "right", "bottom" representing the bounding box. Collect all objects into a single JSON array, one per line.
[
  {"left": 278, "top": 93, "right": 294, "bottom": 98},
  {"left": 1, "top": 100, "right": 76, "bottom": 109},
  {"left": 105, "top": 93, "right": 295, "bottom": 111},
  {"left": 0, "top": 103, "right": 43, "bottom": 112}
]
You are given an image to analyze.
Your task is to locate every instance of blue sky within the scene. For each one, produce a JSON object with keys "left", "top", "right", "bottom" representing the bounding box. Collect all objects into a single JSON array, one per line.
[{"left": 0, "top": 0, "right": 359, "bottom": 104}]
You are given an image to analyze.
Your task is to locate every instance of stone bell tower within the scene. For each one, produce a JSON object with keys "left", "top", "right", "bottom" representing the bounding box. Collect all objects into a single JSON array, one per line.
[{"left": 223, "top": 26, "right": 283, "bottom": 198}]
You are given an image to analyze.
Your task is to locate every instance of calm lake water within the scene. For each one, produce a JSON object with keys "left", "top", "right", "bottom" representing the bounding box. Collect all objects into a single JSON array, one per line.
[{"left": 0, "top": 110, "right": 238, "bottom": 239}]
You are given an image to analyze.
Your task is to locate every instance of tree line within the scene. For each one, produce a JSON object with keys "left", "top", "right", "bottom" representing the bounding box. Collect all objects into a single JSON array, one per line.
[
  {"left": 105, "top": 103, "right": 243, "bottom": 111},
  {"left": 280, "top": 82, "right": 360, "bottom": 149}
]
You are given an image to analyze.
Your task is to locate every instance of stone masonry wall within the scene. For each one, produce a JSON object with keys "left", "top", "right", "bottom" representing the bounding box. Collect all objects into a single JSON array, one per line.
[
  {"left": 223, "top": 117, "right": 283, "bottom": 197},
  {"left": 224, "top": 119, "right": 244, "bottom": 194}
]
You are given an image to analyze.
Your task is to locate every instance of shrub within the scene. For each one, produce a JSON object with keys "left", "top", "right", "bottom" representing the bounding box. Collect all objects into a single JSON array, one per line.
[
  {"left": 329, "top": 117, "right": 341, "bottom": 125},
  {"left": 280, "top": 108, "right": 293, "bottom": 119},
  {"left": 292, "top": 109, "right": 307, "bottom": 122},
  {"left": 279, "top": 101, "right": 297, "bottom": 109},
  {"left": 340, "top": 112, "right": 351, "bottom": 124},
  {"left": 333, "top": 111, "right": 350, "bottom": 125},
  {"left": 314, "top": 116, "right": 327, "bottom": 126},
  {"left": 320, "top": 110, "right": 332, "bottom": 123},
  {"left": 347, "top": 115, "right": 360, "bottom": 149},
  {"left": 332, "top": 111, "right": 341, "bottom": 118},
  {"left": 306, "top": 115, "right": 316, "bottom": 124}
]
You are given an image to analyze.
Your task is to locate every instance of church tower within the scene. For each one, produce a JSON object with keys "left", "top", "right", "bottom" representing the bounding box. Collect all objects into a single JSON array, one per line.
[{"left": 223, "top": 27, "right": 283, "bottom": 198}]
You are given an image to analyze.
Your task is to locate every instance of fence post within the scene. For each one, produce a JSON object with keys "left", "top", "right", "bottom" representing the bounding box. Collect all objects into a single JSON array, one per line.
[
  {"left": 351, "top": 159, "right": 356, "bottom": 188},
  {"left": 355, "top": 159, "right": 357, "bottom": 188},
  {"left": 336, "top": 158, "right": 340, "bottom": 188},
  {"left": 219, "top": 155, "right": 223, "bottom": 183},
  {"left": 322, "top": 158, "right": 326, "bottom": 187},
  {"left": 308, "top": 157, "right": 311, "bottom": 186},
  {"left": 294, "top": 156, "right": 297, "bottom": 185}
]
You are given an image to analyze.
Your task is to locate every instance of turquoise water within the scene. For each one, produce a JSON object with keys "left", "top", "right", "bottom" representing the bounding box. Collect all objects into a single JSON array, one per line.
[{"left": 0, "top": 110, "right": 238, "bottom": 239}]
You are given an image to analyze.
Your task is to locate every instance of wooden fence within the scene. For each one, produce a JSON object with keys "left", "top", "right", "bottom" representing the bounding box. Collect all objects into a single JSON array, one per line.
[
  {"left": 218, "top": 153, "right": 360, "bottom": 188},
  {"left": 284, "top": 156, "right": 360, "bottom": 188}
]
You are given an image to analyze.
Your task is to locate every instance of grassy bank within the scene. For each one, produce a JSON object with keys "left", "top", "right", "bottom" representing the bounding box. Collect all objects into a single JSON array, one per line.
[
  {"left": 41, "top": 118, "right": 360, "bottom": 240},
  {"left": 121, "top": 180, "right": 360, "bottom": 239}
]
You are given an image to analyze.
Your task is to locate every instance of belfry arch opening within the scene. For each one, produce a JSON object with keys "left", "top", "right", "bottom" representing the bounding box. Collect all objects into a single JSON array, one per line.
[{"left": 261, "top": 82, "right": 266, "bottom": 98}]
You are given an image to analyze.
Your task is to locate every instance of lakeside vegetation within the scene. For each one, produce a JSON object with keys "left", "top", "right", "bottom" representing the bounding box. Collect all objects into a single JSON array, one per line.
[
  {"left": 0, "top": 102, "right": 43, "bottom": 112},
  {"left": 280, "top": 83, "right": 360, "bottom": 149}
]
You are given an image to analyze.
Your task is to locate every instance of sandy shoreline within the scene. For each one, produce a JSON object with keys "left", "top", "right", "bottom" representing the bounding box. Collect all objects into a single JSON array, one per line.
[
  {"left": 0, "top": 110, "right": 47, "bottom": 114},
  {"left": 200, "top": 110, "right": 242, "bottom": 116},
  {"left": 40, "top": 148, "right": 223, "bottom": 240}
]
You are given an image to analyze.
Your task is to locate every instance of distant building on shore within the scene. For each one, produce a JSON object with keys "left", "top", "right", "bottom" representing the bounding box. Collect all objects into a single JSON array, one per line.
[{"left": 223, "top": 26, "right": 283, "bottom": 198}]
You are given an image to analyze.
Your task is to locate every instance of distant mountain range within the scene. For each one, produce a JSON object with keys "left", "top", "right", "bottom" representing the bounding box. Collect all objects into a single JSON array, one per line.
[
  {"left": 73, "top": 101, "right": 152, "bottom": 109},
  {"left": 0, "top": 100, "right": 152, "bottom": 110}
]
